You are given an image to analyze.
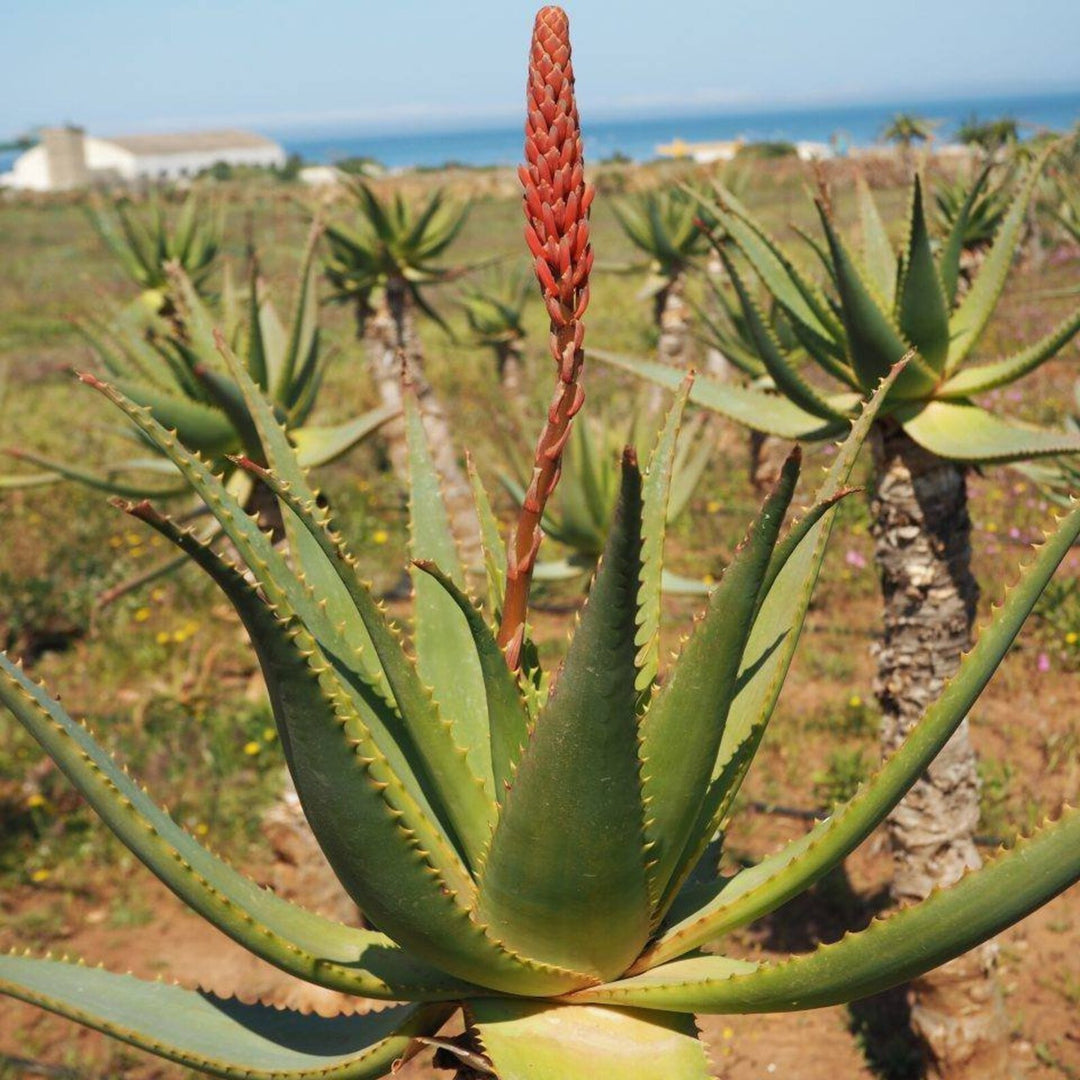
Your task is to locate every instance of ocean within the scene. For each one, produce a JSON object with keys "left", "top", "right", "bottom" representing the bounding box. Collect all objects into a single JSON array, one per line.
[
  {"left": 3, "top": 90, "right": 1078, "bottom": 176},
  {"left": 273, "top": 90, "right": 1080, "bottom": 171}
]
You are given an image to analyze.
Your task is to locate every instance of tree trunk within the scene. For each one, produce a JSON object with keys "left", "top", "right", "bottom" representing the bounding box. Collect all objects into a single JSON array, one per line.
[
  {"left": 642, "top": 273, "right": 695, "bottom": 418},
  {"left": 496, "top": 340, "right": 529, "bottom": 420},
  {"left": 869, "top": 421, "right": 1012, "bottom": 1079},
  {"left": 364, "top": 278, "right": 482, "bottom": 570}
]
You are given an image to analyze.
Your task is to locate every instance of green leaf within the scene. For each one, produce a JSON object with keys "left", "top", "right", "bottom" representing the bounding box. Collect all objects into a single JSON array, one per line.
[
  {"left": 232, "top": 456, "right": 496, "bottom": 873},
  {"left": 856, "top": 174, "right": 897, "bottom": 308},
  {"left": 637, "top": 376, "right": 693, "bottom": 701},
  {"left": 2, "top": 450, "right": 187, "bottom": 500},
  {"left": 290, "top": 405, "right": 399, "bottom": 468},
  {"left": 639, "top": 450, "right": 800, "bottom": 913},
  {"left": 466, "top": 453, "right": 508, "bottom": 615},
  {"left": 896, "top": 175, "right": 950, "bottom": 371},
  {"left": 814, "top": 200, "right": 936, "bottom": 397},
  {"left": 641, "top": 494, "right": 1080, "bottom": 966},
  {"left": 108, "top": 376, "right": 238, "bottom": 454},
  {"left": 591, "top": 349, "right": 850, "bottom": 440},
  {"left": 127, "top": 503, "right": 577, "bottom": 996},
  {"left": 0, "top": 647, "right": 470, "bottom": 1002},
  {"left": 698, "top": 184, "right": 844, "bottom": 350},
  {"left": 404, "top": 387, "right": 492, "bottom": 798},
  {"left": 276, "top": 225, "right": 321, "bottom": 401},
  {"left": 573, "top": 806, "right": 1080, "bottom": 1014},
  {"left": 718, "top": 247, "right": 851, "bottom": 421},
  {"left": 939, "top": 161, "right": 994, "bottom": 308},
  {"left": 0, "top": 956, "right": 446, "bottom": 1079},
  {"left": 413, "top": 561, "right": 530, "bottom": 803},
  {"left": 639, "top": 360, "right": 907, "bottom": 964},
  {"left": 935, "top": 304, "right": 1080, "bottom": 398},
  {"left": 947, "top": 145, "right": 1054, "bottom": 369},
  {"left": 896, "top": 399, "right": 1080, "bottom": 463},
  {"left": 469, "top": 999, "right": 711, "bottom": 1080},
  {"left": 477, "top": 455, "right": 651, "bottom": 979}
]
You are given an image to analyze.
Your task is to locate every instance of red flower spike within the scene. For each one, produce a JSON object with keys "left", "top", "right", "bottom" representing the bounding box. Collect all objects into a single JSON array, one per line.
[{"left": 497, "top": 5, "right": 594, "bottom": 668}]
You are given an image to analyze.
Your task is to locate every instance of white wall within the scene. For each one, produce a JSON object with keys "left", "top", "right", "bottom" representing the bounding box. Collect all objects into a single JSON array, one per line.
[
  {"left": 2, "top": 138, "right": 287, "bottom": 190},
  {"left": 1, "top": 145, "right": 51, "bottom": 190},
  {"left": 84, "top": 137, "right": 138, "bottom": 179}
]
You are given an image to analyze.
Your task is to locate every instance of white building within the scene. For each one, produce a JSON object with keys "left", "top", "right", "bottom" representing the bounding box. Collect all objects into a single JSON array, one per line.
[{"left": 2, "top": 127, "right": 287, "bottom": 191}]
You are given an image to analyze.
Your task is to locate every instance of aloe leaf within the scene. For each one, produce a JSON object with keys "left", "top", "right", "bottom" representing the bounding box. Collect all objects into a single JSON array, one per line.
[
  {"left": 896, "top": 399, "right": 1080, "bottom": 463},
  {"left": 640, "top": 450, "right": 800, "bottom": 912},
  {"left": 232, "top": 458, "right": 495, "bottom": 870},
  {"left": 108, "top": 376, "right": 238, "bottom": 454},
  {"left": 2, "top": 449, "right": 186, "bottom": 499},
  {"left": 947, "top": 145, "right": 1054, "bottom": 369},
  {"left": 939, "top": 161, "right": 994, "bottom": 308},
  {"left": 246, "top": 255, "right": 269, "bottom": 390},
  {"left": 643, "top": 361, "right": 906, "bottom": 943},
  {"left": 276, "top": 225, "right": 321, "bottom": 401},
  {"left": 0, "top": 648, "right": 472, "bottom": 1001},
  {"left": 477, "top": 455, "right": 651, "bottom": 979},
  {"left": 856, "top": 174, "right": 897, "bottom": 308},
  {"left": 637, "top": 376, "right": 693, "bottom": 700},
  {"left": 469, "top": 999, "right": 711, "bottom": 1080},
  {"left": 718, "top": 247, "right": 851, "bottom": 421},
  {"left": 698, "top": 184, "right": 844, "bottom": 348},
  {"left": 896, "top": 175, "right": 950, "bottom": 371},
  {"left": 404, "top": 387, "right": 491, "bottom": 794},
  {"left": 414, "top": 561, "right": 530, "bottom": 802},
  {"left": 643, "top": 495, "right": 1080, "bottom": 965},
  {"left": 814, "top": 201, "right": 937, "bottom": 397},
  {"left": 291, "top": 404, "right": 400, "bottom": 468},
  {"left": 215, "top": 341, "right": 387, "bottom": 679},
  {"left": 935, "top": 304, "right": 1080, "bottom": 398},
  {"left": 466, "top": 453, "right": 508, "bottom": 614},
  {"left": 127, "top": 502, "right": 579, "bottom": 994},
  {"left": 0, "top": 956, "right": 447, "bottom": 1079},
  {"left": 666, "top": 411, "right": 715, "bottom": 524},
  {"left": 591, "top": 349, "right": 847, "bottom": 440},
  {"left": 574, "top": 806, "right": 1080, "bottom": 1014}
]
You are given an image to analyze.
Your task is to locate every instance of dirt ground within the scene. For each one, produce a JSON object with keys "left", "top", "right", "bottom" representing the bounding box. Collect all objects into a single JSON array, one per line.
[{"left": 2, "top": 597, "right": 1077, "bottom": 1079}]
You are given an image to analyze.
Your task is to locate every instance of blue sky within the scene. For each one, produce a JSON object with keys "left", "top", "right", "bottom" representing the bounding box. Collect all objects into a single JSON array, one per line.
[{"left": 2, "top": 1, "right": 1079, "bottom": 138}]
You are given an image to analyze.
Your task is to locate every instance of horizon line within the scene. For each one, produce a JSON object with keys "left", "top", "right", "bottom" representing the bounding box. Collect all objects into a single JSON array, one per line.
[{"left": 6, "top": 80, "right": 1079, "bottom": 145}]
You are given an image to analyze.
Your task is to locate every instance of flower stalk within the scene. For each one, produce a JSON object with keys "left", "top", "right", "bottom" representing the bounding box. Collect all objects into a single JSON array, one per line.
[{"left": 498, "top": 5, "right": 595, "bottom": 667}]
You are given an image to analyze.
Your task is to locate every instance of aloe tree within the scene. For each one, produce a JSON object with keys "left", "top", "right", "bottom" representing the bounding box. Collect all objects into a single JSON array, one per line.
[
  {"left": 458, "top": 264, "right": 533, "bottom": 408},
  {"left": 933, "top": 162, "right": 1015, "bottom": 289},
  {"left": 323, "top": 181, "right": 479, "bottom": 561},
  {"left": 595, "top": 163, "right": 1080, "bottom": 1075},
  {"left": 882, "top": 112, "right": 936, "bottom": 167},
  {"left": 611, "top": 187, "right": 708, "bottom": 377},
  {"left": 3, "top": 16, "right": 1080, "bottom": 1076},
  {"left": 1, "top": 231, "right": 395, "bottom": 594},
  {"left": 87, "top": 189, "right": 222, "bottom": 317},
  {"left": 500, "top": 407, "right": 714, "bottom": 593}
]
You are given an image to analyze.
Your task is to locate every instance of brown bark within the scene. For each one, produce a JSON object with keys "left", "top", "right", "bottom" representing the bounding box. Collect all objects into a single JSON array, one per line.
[
  {"left": 495, "top": 339, "right": 528, "bottom": 418},
  {"left": 644, "top": 273, "right": 695, "bottom": 418},
  {"left": 364, "top": 277, "right": 482, "bottom": 571},
  {"left": 869, "top": 421, "right": 1012, "bottom": 1079}
]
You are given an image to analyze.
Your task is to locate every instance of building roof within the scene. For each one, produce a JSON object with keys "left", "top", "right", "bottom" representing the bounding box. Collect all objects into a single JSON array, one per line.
[{"left": 98, "top": 129, "right": 280, "bottom": 156}]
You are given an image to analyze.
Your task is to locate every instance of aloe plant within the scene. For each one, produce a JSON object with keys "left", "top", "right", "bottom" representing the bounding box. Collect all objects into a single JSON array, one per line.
[
  {"left": 934, "top": 164, "right": 1015, "bottom": 282},
  {"left": 2, "top": 231, "right": 395, "bottom": 595},
  {"left": 323, "top": 181, "right": 480, "bottom": 562},
  {"left": 500, "top": 407, "right": 714, "bottom": 594},
  {"left": 595, "top": 162, "right": 1080, "bottom": 1072},
  {"left": 87, "top": 190, "right": 222, "bottom": 316},
  {"left": 458, "top": 264, "right": 534, "bottom": 406},
  {"left": 2, "top": 11, "right": 1080, "bottom": 1079}
]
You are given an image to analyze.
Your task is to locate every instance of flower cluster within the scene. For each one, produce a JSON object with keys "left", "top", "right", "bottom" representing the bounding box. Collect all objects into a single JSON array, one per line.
[{"left": 500, "top": 6, "right": 594, "bottom": 664}]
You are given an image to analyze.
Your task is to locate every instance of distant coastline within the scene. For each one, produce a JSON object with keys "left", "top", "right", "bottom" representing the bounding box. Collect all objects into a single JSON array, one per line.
[
  {"left": 3, "top": 89, "right": 1077, "bottom": 176},
  {"left": 273, "top": 89, "right": 1080, "bottom": 171}
]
